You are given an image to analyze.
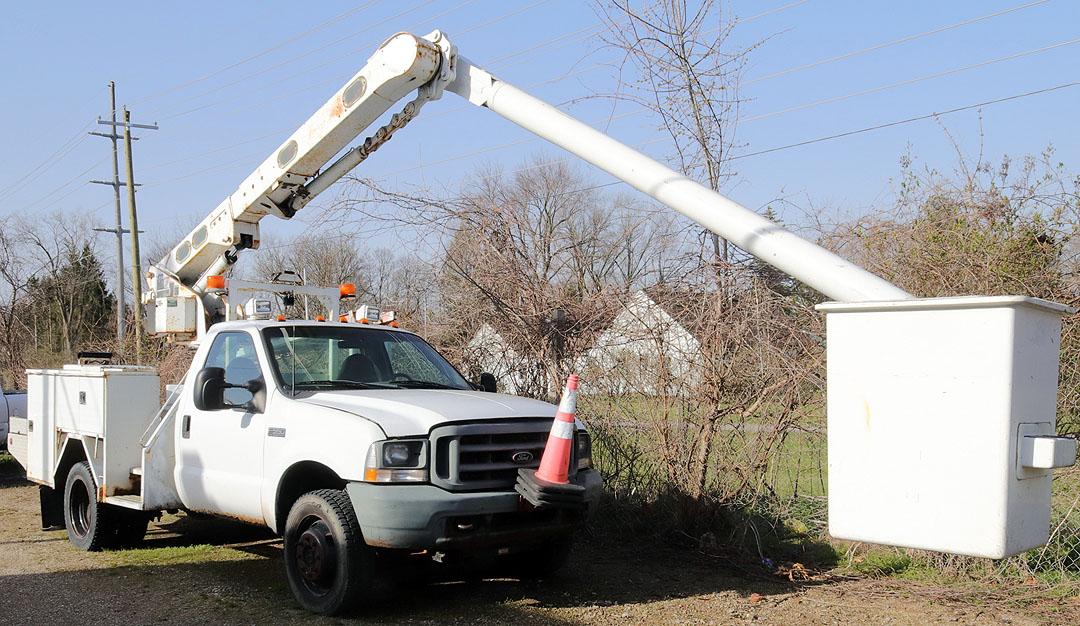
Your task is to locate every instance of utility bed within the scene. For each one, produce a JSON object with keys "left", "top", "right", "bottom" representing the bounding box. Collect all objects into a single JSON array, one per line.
[{"left": 13, "top": 365, "right": 160, "bottom": 507}]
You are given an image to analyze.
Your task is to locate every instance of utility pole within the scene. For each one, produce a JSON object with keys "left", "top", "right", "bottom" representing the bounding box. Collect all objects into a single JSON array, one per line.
[
  {"left": 89, "top": 81, "right": 129, "bottom": 343},
  {"left": 98, "top": 105, "right": 157, "bottom": 364}
]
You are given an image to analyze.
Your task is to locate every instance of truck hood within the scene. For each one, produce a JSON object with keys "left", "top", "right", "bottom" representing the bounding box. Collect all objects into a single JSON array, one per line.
[{"left": 296, "top": 389, "right": 558, "bottom": 437}]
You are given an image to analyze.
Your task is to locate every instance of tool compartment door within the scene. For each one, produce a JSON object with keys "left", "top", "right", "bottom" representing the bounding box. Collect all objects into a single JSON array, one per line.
[{"left": 26, "top": 373, "right": 55, "bottom": 484}]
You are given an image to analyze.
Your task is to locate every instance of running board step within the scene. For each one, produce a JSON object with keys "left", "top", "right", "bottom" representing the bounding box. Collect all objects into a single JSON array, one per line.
[{"left": 105, "top": 494, "right": 144, "bottom": 510}]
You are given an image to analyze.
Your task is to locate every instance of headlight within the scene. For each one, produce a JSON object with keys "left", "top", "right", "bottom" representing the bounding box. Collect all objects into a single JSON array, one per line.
[
  {"left": 576, "top": 431, "right": 593, "bottom": 470},
  {"left": 383, "top": 441, "right": 422, "bottom": 467},
  {"left": 363, "top": 439, "right": 428, "bottom": 483}
]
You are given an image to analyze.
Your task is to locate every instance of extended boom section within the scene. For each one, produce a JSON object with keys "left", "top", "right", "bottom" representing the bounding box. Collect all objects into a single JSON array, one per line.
[{"left": 446, "top": 58, "right": 911, "bottom": 303}]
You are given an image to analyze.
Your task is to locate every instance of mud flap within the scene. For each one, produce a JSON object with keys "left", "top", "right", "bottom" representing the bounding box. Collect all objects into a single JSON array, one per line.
[{"left": 39, "top": 485, "right": 65, "bottom": 530}]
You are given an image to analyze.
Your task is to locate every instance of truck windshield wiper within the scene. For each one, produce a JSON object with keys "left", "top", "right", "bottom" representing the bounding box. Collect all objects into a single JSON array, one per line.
[
  {"left": 388, "top": 379, "right": 463, "bottom": 390},
  {"left": 292, "top": 380, "right": 396, "bottom": 390}
]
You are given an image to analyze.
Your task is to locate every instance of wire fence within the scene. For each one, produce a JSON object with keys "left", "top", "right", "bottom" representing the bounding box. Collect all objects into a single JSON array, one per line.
[
  {"left": 774, "top": 431, "right": 1080, "bottom": 584},
  {"left": 586, "top": 400, "right": 1080, "bottom": 590},
  {"left": 1021, "top": 467, "right": 1080, "bottom": 579}
]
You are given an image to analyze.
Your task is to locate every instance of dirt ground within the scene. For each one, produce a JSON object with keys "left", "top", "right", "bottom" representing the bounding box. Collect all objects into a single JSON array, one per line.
[{"left": 0, "top": 468, "right": 1075, "bottom": 625}]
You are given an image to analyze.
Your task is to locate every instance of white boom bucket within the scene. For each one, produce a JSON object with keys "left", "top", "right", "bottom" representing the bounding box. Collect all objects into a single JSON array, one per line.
[{"left": 819, "top": 296, "right": 1077, "bottom": 558}]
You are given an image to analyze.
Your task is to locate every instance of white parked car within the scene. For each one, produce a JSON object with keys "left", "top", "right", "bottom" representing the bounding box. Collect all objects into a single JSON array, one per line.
[{"left": 1, "top": 389, "right": 27, "bottom": 451}]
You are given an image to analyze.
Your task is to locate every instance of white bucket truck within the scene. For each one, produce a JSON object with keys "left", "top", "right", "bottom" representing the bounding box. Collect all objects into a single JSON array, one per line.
[
  {"left": 6, "top": 28, "right": 1076, "bottom": 615},
  {"left": 9, "top": 313, "right": 599, "bottom": 614}
]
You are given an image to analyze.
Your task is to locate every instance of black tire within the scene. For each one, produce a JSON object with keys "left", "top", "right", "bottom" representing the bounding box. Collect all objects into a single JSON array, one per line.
[
  {"left": 284, "top": 489, "right": 372, "bottom": 616},
  {"left": 506, "top": 536, "right": 574, "bottom": 580},
  {"left": 63, "top": 461, "right": 114, "bottom": 551}
]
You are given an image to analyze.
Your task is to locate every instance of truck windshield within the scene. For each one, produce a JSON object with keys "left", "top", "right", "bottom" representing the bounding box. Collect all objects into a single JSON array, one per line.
[{"left": 262, "top": 326, "right": 472, "bottom": 393}]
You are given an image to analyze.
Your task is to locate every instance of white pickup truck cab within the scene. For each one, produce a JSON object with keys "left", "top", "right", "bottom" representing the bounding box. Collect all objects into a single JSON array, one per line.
[{"left": 8, "top": 320, "right": 601, "bottom": 615}]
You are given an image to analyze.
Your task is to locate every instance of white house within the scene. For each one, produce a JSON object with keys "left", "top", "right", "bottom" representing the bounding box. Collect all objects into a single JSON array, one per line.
[
  {"left": 581, "top": 289, "right": 701, "bottom": 395},
  {"left": 463, "top": 322, "right": 549, "bottom": 396},
  {"left": 464, "top": 289, "right": 702, "bottom": 398}
]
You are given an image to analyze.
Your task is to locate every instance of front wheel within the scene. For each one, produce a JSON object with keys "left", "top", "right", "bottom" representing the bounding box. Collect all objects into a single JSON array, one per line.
[{"left": 283, "top": 489, "right": 372, "bottom": 615}]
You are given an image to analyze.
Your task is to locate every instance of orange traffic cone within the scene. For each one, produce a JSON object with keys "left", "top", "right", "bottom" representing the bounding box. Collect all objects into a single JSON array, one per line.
[{"left": 535, "top": 374, "right": 579, "bottom": 484}]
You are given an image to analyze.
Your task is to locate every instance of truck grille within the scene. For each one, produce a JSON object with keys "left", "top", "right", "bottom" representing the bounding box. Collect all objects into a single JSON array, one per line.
[{"left": 430, "top": 419, "right": 575, "bottom": 491}]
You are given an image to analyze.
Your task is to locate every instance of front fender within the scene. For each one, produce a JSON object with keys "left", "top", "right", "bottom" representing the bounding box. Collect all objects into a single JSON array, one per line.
[{"left": 261, "top": 396, "right": 387, "bottom": 528}]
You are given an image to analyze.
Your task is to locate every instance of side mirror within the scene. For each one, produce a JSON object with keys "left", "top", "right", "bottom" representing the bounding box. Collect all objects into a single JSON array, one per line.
[
  {"left": 478, "top": 372, "right": 497, "bottom": 393},
  {"left": 193, "top": 367, "right": 227, "bottom": 411},
  {"left": 245, "top": 378, "right": 266, "bottom": 414}
]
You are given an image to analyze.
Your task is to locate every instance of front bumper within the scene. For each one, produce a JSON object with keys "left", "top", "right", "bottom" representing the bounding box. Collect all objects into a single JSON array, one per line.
[{"left": 346, "top": 468, "right": 602, "bottom": 550}]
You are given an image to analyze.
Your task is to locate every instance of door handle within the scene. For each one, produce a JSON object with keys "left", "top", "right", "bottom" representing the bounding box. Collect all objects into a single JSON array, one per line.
[{"left": 182, "top": 414, "right": 191, "bottom": 439}]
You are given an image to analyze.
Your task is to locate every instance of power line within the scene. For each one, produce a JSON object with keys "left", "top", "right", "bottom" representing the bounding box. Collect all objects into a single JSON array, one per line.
[
  {"left": 137, "top": 7, "right": 633, "bottom": 172},
  {"left": 738, "top": 0, "right": 812, "bottom": 23},
  {"left": 139, "top": 128, "right": 292, "bottom": 172},
  {"left": 100, "top": 16, "right": 1080, "bottom": 218},
  {"left": 360, "top": 78, "right": 1077, "bottom": 208},
  {"left": 139, "top": 61, "right": 614, "bottom": 183},
  {"left": 142, "top": 0, "right": 454, "bottom": 119},
  {"left": 363, "top": 34, "right": 1080, "bottom": 184},
  {"left": 3, "top": 84, "right": 108, "bottom": 194},
  {"left": 21, "top": 156, "right": 109, "bottom": 213},
  {"left": 727, "top": 80, "right": 1080, "bottom": 162},
  {"left": 10, "top": 1, "right": 818, "bottom": 222},
  {"left": 154, "top": 0, "right": 809, "bottom": 123},
  {"left": 154, "top": 0, "right": 583, "bottom": 124},
  {"left": 741, "top": 36, "right": 1080, "bottom": 124},
  {"left": 129, "top": 0, "right": 385, "bottom": 107},
  {"left": 744, "top": 0, "right": 1051, "bottom": 85},
  {"left": 324, "top": 77, "right": 1080, "bottom": 215},
  {"left": 143, "top": 0, "right": 808, "bottom": 165},
  {"left": 456, "top": 0, "right": 553, "bottom": 35},
  {"left": 111, "top": 1, "right": 1064, "bottom": 236},
  {"left": 14, "top": 124, "right": 93, "bottom": 190},
  {"left": 556, "top": 79, "right": 1080, "bottom": 196},
  {"left": 2, "top": 1, "right": 809, "bottom": 214}
]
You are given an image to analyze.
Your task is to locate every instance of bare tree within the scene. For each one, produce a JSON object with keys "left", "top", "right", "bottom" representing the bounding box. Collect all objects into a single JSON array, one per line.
[
  {"left": 334, "top": 158, "right": 689, "bottom": 398},
  {"left": 593, "top": 0, "right": 754, "bottom": 295},
  {"left": 582, "top": 263, "right": 823, "bottom": 508},
  {"left": 0, "top": 219, "right": 30, "bottom": 387},
  {"left": 823, "top": 146, "right": 1080, "bottom": 433}
]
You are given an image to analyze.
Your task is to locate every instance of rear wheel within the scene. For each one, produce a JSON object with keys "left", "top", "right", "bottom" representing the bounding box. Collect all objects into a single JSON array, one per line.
[
  {"left": 63, "top": 461, "right": 113, "bottom": 551},
  {"left": 284, "top": 489, "right": 372, "bottom": 615}
]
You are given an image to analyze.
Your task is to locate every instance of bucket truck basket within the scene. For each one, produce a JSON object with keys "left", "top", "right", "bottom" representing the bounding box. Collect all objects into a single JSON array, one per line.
[{"left": 819, "top": 296, "right": 1077, "bottom": 558}]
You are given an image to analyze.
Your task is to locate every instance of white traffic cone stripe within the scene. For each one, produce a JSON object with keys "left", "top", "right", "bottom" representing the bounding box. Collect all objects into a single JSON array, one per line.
[
  {"left": 558, "top": 391, "right": 577, "bottom": 415},
  {"left": 549, "top": 419, "right": 575, "bottom": 440}
]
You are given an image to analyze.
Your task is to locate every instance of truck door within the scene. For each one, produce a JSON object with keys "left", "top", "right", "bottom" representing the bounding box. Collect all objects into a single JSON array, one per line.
[{"left": 175, "top": 330, "right": 268, "bottom": 522}]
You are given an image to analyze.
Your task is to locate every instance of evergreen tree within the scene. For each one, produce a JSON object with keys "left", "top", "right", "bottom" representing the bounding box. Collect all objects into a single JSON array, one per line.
[{"left": 26, "top": 244, "right": 115, "bottom": 357}]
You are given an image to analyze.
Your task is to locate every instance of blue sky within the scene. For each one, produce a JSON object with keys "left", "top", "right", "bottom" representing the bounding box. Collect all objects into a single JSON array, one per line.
[{"left": 2, "top": 0, "right": 1077, "bottom": 268}]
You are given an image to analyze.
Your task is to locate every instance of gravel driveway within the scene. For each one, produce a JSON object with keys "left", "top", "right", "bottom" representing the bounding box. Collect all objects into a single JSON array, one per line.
[{"left": 0, "top": 467, "right": 1071, "bottom": 625}]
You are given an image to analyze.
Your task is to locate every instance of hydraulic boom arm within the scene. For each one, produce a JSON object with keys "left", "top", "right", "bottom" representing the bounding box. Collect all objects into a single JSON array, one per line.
[
  {"left": 146, "top": 30, "right": 908, "bottom": 340},
  {"left": 146, "top": 33, "right": 452, "bottom": 336}
]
